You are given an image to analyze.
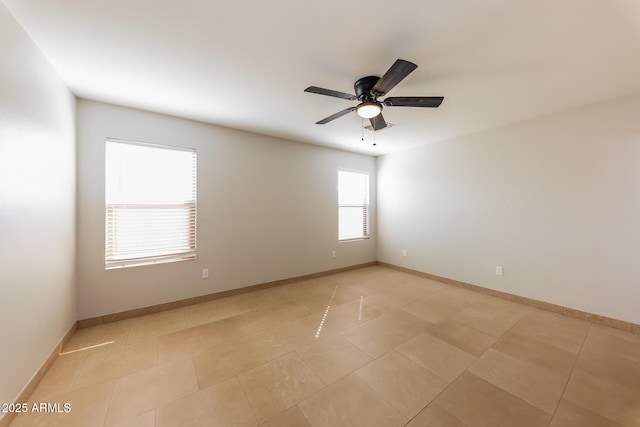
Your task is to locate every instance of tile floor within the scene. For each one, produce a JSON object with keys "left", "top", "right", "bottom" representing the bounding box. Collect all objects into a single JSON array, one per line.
[{"left": 8, "top": 266, "right": 640, "bottom": 426}]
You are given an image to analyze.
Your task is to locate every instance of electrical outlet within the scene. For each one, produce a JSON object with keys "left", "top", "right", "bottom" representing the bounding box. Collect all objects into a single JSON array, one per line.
[
  {"left": 495, "top": 266, "right": 503, "bottom": 276},
  {"left": 331, "top": 250, "right": 336, "bottom": 258},
  {"left": 202, "top": 268, "right": 209, "bottom": 279},
  {"left": 402, "top": 249, "right": 407, "bottom": 257}
]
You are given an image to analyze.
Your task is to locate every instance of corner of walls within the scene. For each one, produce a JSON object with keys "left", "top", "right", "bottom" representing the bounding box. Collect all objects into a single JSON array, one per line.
[{"left": 0, "top": 3, "right": 77, "bottom": 417}]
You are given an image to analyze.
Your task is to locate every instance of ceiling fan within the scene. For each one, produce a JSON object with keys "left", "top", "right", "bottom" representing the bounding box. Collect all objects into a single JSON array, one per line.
[{"left": 304, "top": 59, "right": 444, "bottom": 131}]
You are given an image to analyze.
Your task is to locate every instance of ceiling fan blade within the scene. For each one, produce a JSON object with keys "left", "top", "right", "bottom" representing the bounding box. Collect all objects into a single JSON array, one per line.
[
  {"left": 369, "top": 114, "right": 387, "bottom": 131},
  {"left": 383, "top": 96, "right": 444, "bottom": 108},
  {"left": 305, "top": 86, "right": 357, "bottom": 101},
  {"left": 316, "top": 107, "right": 356, "bottom": 124},
  {"left": 371, "top": 59, "right": 418, "bottom": 97}
]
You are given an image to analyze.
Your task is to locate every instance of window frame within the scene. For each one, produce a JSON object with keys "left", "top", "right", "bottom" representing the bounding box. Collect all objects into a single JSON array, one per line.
[
  {"left": 337, "top": 168, "right": 370, "bottom": 242},
  {"left": 104, "top": 138, "right": 197, "bottom": 269}
]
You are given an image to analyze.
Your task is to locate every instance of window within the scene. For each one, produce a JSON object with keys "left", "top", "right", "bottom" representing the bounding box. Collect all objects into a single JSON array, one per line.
[
  {"left": 105, "top": 139, "right": 197, "bottom": 268},
  {"left": 338, "top": 170, "right": 370, "bottom": 241}
]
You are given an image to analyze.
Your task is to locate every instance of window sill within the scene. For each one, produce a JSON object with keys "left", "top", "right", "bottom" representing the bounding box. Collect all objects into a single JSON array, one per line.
[
  {"left": 338, "top": 237, "right": 370, "bottom": 242},
  {"left": 105, "top": 255, "right": 196, "bottom": 270}
]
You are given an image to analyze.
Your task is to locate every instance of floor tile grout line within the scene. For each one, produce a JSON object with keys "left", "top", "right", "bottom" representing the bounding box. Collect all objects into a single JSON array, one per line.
[
  {"left": 101, "top": 377, "right": 118, "bottom": 427},
  {"left": 222, "top": 372, "right": 259, "bottom": 425},
  {"left": 395, "top": 360, "right": 466, "bottom": 427},
  {"left": 294, "top": 404, "right": 315, "bottom": 427},
  {"left": 122, "top": 318, "right": 133, "bottom": 347},
  {"left": 388, "top": 349, "right": 459, "bottom": 417},
  {"left": 394, "top": 335, "right": 467, "bottom": 384},
  {"left": 402, "top": 402, "right": 470, "bottom": 427},
  {"left": 548, "top": 322, "right": 592, "bottom": 424},
  {"left": 350, "top": 370, "right": 410, "bottom": 423},
  {"left": 190, "top": 351, "right": 203, "bottom": 392},
  {"left": 349, "top": 371, "right": 409, "bottom": 423},
  {"left": 292, "top": 345, "right": 352, "bottom": 421},
  {"left": 294, "top": 348, "right": 332, "bottom": 388}
]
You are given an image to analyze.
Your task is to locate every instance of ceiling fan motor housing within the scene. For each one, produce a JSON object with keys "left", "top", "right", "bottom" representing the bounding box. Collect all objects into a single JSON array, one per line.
[{"left": 354, "top": 76, "right": 380, "bottom": 101}]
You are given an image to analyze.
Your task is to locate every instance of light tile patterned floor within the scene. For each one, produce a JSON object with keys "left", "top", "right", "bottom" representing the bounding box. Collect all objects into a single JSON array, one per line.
[{"left": 8, "top": 266, "right": 640, "bottom": 426}]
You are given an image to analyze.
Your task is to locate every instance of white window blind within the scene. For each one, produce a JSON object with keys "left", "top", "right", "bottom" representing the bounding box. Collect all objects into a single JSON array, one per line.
[
  {"left": 105, "top": 139, "right": 197, "bottom": 268},
  {"left": 338, "top": 170, "right": 370, "bottom": 241}
]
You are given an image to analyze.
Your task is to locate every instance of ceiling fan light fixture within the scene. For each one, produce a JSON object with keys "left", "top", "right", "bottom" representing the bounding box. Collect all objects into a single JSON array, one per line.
[{"left": 356, "top": 101, "right": 382, "bottom": 118}]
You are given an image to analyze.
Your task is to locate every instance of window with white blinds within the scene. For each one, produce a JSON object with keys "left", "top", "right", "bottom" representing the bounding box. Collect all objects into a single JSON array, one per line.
[
  {"left": 338, "top": 170, "right": 370, "bottom": 241},
  {"left": 105, "top": 139, "right": 197, "bottom": 269}
]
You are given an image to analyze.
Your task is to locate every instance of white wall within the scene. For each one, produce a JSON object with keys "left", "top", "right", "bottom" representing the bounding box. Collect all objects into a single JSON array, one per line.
[
  {"left": 76, "top": 100, "right": 376, "bottom": 319},
  {"left": 0, "top": 4, "right": 76, "bottom": 414},
  {"left": 377, "top": 92, "right": 640, "bottom": 325}
]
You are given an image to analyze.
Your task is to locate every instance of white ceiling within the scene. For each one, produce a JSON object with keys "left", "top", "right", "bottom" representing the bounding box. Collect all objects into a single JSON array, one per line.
[{"left": 4, "top": 0, "right": 640, "bottom": 155}]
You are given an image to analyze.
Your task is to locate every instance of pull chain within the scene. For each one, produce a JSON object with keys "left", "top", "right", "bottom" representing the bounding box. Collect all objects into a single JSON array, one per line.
[{"left": 360, "top": 118, "right": 377, "bottom": 147}]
